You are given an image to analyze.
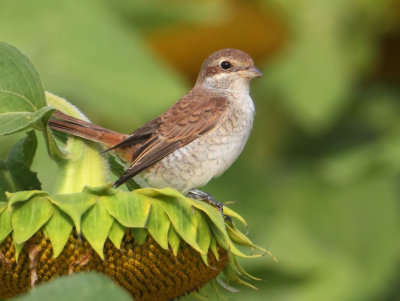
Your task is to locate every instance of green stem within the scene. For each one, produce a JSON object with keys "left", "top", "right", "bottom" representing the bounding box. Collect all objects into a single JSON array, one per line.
[{"left": 45, "top": 92, "right": 109, "bottom": 193}]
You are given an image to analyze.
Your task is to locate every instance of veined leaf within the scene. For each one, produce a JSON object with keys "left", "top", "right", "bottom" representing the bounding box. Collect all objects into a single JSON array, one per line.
[
  {"left": 7, "top": 130, "right": 37, "bottom": 167},
  {"left": 195, "top": 210, "right": 211, "bottom": 256},
  {"left": 45, "top": 208, "right": 74, "bottom": 258},
  {"left": 12, "top": 196, "right": 55, "bottom": 244},
  {"left": 0, "top": 42, "right": 46, "bottom": 109},
  {"left": 0, "top": 42, "right": 53, "bottom": 135},
  {"left": 190, "top": 198, "right": 226, "bottom": 241},
  {"left": 3, "top": 158, "right": 41, "bottom": 191},
  {"left": 209, "top": 235, "right": 219, "bottom": 261},
  {"left": 108, "top": 220, "right": 125, "bottom": 250},
  {"left": 13, "top": 232, "right": 24, "bottom": 262},
  {"left": 99, "top": 191, "right": 151, "bottom": 228},
  {"left": 137, "top": 187, "right": 185, "bottom": 199},
  {"left": 0, "top": 131, "right": 41, "bottom": 192},
  {"left": 168, "top": 226, "right": 180, "bottom": 256},
  {"left": 156, "top": 194, "right": 202, "bottom": 254},
  {"left": 0, "top": 107, "right": 55, "bottom": 135},
  {"left": 7, "top": 190, "right": 46, "bottom": 207},
  {"left": 146, "top": 200, "right": 170, "bottom": 250},
  {"left": 49, "top": 193, "right": 96, "bottom": 233},
  {"left": 208, "top": 222, "right": 230, "bottom": 251},
  {"left": 81, "top": 202, "right": 114, "bottom": 259}
]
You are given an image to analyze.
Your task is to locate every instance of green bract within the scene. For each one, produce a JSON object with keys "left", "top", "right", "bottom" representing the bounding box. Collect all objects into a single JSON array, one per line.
[{"left": 2, "top": 186, "right": 264, "bottom": 262}]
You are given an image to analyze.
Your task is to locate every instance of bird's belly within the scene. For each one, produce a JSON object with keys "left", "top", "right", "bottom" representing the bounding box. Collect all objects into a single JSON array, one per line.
[{"left": 136, "top": 97, "right": 254, "bottom": 194}]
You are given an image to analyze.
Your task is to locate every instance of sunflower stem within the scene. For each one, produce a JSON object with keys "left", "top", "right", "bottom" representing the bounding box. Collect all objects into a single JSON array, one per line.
[{"left": 45, "top": 92, "right": 110, "bottom": 193}]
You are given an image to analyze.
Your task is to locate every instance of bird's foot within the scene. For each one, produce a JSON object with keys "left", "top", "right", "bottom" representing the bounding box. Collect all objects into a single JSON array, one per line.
[{"left": 187, "top": 189, "right": 232, "bottom": 224}]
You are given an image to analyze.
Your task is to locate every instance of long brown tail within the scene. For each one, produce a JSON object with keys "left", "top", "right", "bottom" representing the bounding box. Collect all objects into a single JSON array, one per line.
[{"left": 49, "top": 110, "right": 129, "bottom": 149}]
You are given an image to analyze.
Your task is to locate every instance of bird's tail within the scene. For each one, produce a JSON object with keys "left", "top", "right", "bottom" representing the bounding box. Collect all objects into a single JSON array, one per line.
[{"left": 48, "top": 110, "right": 129, "bottom": 148}]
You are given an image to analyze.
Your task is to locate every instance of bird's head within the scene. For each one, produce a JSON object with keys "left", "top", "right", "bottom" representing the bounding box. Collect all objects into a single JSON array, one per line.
[{"left": 195, "top": 48, "right": 262, "bottom": 94}]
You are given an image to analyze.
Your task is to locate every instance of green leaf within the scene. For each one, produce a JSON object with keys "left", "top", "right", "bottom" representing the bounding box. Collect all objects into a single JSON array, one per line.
[
  {"left": 82, "top": 185, "right": 115, "bottom": 196},
  {"left": 45, "top": 208, "right": 74, "bottom": 258},
  {"left": 0, "top": 131, "right": 41, "bottom": 192},
  {"left": 13, "top": 233, "right": 24, "bottom": 261},
  {"left": 209, "top": 235, "right": 219, "bottom": 261},
  {"left": 3, "top": 159, "right": 41, "bottom": 191},
  {"left": 12, "top": 272, "right": 133, "bottom": 301},
  {"left": 155, "top": 195, "right": 201, "bottom": 253},
  {"left": 138, "top": 187, "right": 184, "bottom": 200},
  {"left": 0, "top": 41, "right": 53, "bottom": 135},
  {"left": 190, "top": 198, "right": 226, "bottom": 242},
  {"left": 0, "top": 42, "right": 46, "bottom": 110},
  {"left": 208, "top": 222, "right": 230, "bottom": 251},
  {"left": 0, "top": 208, "right": 12, "bottom": 243},
  {"left": 131, "top": 228, "right": 148, "bottom": 245},
  {"left": 7, "top": 190, "right": 46, "bottom": 207},
  {"left": 0, "top": 107, "right": 55, "bottom": 135},
  {"left": 12, "top": 196, "right": 55, "bottom": 243},
  {"left": 139, "top": 188, "right": 204, "bottom": 253},
  {"left": 167, "top": 227, "right": 180, "bottom": 256},
  {"left": 99, "top": 191, "right": 151, "bottom": 228},
  {"left": 146, "top": 200, "right": 170, "bottom": 250},
  {"left": 108, "top": 220, "right": 125, "bottom": 250},
  {"left": 7, "top": 130, "right": 37, "bottom": 167},
  {"left": 49, "top": 193, "right": 96, "bottom": 233},
  {"left": 81, "top": 202, "right": 114, "bottom": 259},
  {"left": 227, "top": 237, "right": 265, "bottom": 259},
  {"left": 232, "top": 256, "right": 261, "bottom": 281},
  {"left": 222, "top": 206, "right": 247, "bottom": 229},
  {"left": 226, "top": 224, "right": 266, "bottom": 254},
  {"left": 195, "top": 210, "right": 211, "bottom": 256}
]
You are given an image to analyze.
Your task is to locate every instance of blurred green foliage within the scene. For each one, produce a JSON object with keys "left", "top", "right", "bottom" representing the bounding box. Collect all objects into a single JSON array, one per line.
[
  {"left": 12, "top": 272, "right": 132, "bottom": 301},
  {"left": 1, "top": 0, "right": 400, "bottom": 300}
]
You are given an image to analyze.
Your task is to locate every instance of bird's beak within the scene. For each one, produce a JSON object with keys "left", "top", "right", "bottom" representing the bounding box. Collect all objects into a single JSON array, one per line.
[{"left": 238, "top": 66, "right": 263, "bottom": 78}]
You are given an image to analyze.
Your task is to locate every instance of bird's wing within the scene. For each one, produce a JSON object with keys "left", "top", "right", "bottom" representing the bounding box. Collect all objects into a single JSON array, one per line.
[
  {"left": 103, "top": 117, "right": 161, "bottom": 152},
  {"left": 114, "top": 93, "right": 228, "bottom": 187}
]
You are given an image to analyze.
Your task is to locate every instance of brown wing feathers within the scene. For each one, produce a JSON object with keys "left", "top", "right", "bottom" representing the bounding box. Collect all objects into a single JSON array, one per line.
[{"left": 114, "top": 94, "right": 227, "bottom": 187}]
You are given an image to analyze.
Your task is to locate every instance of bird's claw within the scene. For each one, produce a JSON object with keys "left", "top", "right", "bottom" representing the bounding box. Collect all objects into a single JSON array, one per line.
[{"left": 187, "top": 189, "right": 232, "bottom": 225}]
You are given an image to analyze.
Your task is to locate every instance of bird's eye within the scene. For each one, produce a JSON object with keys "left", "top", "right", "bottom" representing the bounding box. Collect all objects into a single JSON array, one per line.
[{"left": 220, "top": 61, "right": 231, "bottom": 70}]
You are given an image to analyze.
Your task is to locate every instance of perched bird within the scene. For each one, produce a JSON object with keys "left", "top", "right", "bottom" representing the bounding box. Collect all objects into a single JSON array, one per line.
[{"left": 49, "top": 49, "right": 262, "bottom": 198}]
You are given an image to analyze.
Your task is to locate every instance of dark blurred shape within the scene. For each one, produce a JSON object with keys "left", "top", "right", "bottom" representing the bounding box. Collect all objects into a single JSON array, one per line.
[{"left": 375, "top": 30, "right": 400, "bottom": 84}]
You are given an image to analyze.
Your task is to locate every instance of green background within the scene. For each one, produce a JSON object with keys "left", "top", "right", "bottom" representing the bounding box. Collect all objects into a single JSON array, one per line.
[{"left": 1, "top": 0, "right": 400, "bottom": 300}]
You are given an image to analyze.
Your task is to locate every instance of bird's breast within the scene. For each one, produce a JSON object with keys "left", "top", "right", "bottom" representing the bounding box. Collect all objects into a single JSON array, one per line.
[{"left": 136, "top": 94, "right": 255, "bottom": 193}]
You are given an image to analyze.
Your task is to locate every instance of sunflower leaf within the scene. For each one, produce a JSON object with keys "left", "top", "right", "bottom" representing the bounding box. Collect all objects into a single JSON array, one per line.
[
  {"left": 81, "top": 202, "right": 114, "bottom": 259},
  {"left": 49, "top": 193, "right": 96, "bottom": 233},
  {"left": 108, "top": 220, "right": 125, "bottom": 250},
  {"left": 11, "top": 196, "right": 54, "bottom": 244},
  {"left": 146, "top": 200, "right": 170, "bottom": 250},
  {"left": 45, "top": 208, "right": 74, "bottom": 258}
]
